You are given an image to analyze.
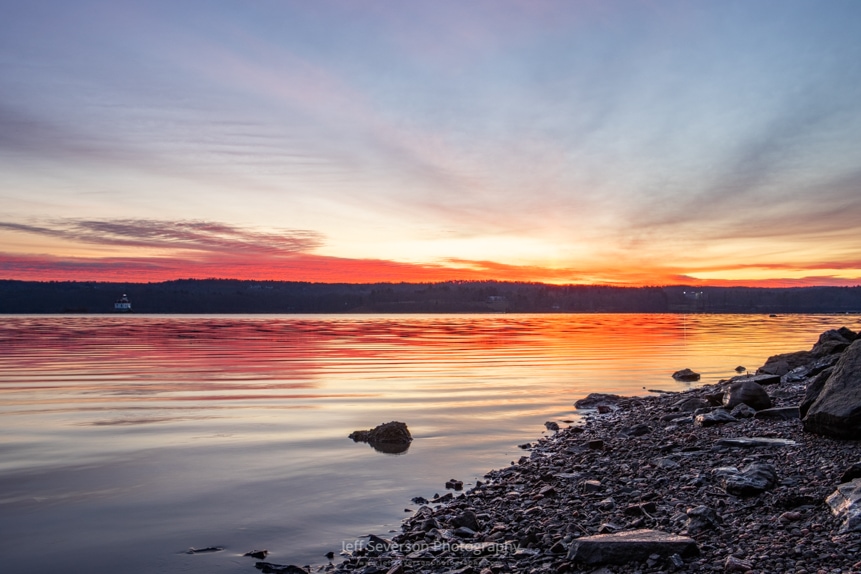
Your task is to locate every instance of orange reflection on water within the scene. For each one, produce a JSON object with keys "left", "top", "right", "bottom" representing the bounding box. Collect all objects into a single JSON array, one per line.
[{"left": 1, "top": 313, "right": 857, "bottom": 425}]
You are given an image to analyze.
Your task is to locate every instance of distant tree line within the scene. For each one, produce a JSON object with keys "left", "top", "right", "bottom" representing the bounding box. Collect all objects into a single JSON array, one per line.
[{"left": 1, "top": 279, "right": 860, "bottom": 314}]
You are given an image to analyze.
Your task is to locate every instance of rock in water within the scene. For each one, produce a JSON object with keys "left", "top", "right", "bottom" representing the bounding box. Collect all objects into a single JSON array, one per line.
[
  {"left": 567, "top": 529, "right": 699, "bottom": 565},
  {"left": 803, "top": 340, "right": 861, "bottom": 438},
  {"left": 722, "top": 380, "right": 772, "bottom": 411},
  {"left": 349, "top": 421, "right": 412, "bottom": 453},
  {"left": 574, "top": 393, "right": 622, "bottom": 409},
  {"left": 672, "top": 368, "right": 701, "bottom": 382}
]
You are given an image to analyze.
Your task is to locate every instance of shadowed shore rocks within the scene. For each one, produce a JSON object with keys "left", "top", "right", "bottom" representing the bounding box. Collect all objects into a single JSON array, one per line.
[
  {"left": 260, "top": 326, "right": 861, "bottom": 573},
  {"left": 803, "top": 338, "right": 861, "bottom": 438}
]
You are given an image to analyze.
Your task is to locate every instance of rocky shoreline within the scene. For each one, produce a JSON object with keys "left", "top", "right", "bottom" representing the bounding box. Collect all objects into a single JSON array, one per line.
[{"left": 260, "top": 328, "right": 861, "bottom": 574}]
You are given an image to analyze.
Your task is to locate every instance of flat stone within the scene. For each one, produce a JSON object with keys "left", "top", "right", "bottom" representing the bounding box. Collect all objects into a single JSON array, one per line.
[
  {"left": 716, "top": 437, "right": 797, "bottom": 448},
  {"left": 827, "top": 478, "right": 861, "bottom": 533},
  {"left": 567, "top": 529, "right": 699, "bottom": 565},
  {"left": 754, "top": 406, "right": 800, "bottom": 420}
]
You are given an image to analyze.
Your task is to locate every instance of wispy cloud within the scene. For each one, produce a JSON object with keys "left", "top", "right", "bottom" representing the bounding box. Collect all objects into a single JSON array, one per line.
[{"left": 0, "top": 219, "right": 322, "bottom": 257}]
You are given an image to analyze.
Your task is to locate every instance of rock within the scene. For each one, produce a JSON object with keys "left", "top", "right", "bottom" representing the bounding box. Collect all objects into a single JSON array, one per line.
[
  {"left": 544, "top": 421, "right": 560, "bottom": 432},
  {"left": 758, "top": 350, "right": 813, "bottom": 376},
  {"left": 574, "top": 393, "right": 622, "bottom": 409},
  {"left": 695, "top": 409, "right": 737, "bottom": 427},
  {"left": 620, "top": 423, "right": 652, "bottom": 437},
  {"left": 583, "top": 479, "right": 602, "bottom": 492},
  {"left": 445, "top": 479, "right": 464, "bottom": 491},
  {"left": 722, "top": 380, "right": 772, "bottom": 411},
  {"left": 587, "top": 439, "right": 604, "bottom": 450},
  {"left": 811, "top": 328, "right": 855, "bottom": 357},
  {"left": 567, "top": 529, "right": 699, "bottom": 565},
  {"left": 672, "top": 368, "right": 701, "bottom": 382},
  {"left": 724, "top": 555, "right": 753, "bottom": 572},
  {"left": 753, "top": 406, "right": 800, "bottom": 420},
  {"left": 453, "top": 526, "right": 476, "bottom": 538},
  {"left": 841, "top": 462, "right": 861, "bottom": 484},
  {"left": 364, "top": 534, "right": 392, "bottom": 553},
  {"left": 799, "top": 367, "right": 834, "bottom": 418},
  {"left": 826, "top": 478, "right": 861, "bottom": 533},
  {"left": 704, "top": 392, "right": 725, "bottom": 406},
  {"left": 451, "top": 510, "right": 480, "bottom": 531},
  {"left": 721, "top": 463, "right": 778, "bottom": 497},
  {"left": 255, "top": 563, "right": 308, "bottom": 574},
  {"left": 349, "top": 421, "right": 412, "bottom": 454},
  {"left": 803, "top": 340, "right": 861, "bottom": 438},
  {"left": 729, "top": 373, "right": 781, "bottom": 387},
  {"left": 716, "top": 437, "right": 796, "bottom": 448},
  {"left": 729, "top": 403, "right": 756, "bottom": 419},
  {"left": 685, "top": 505, "right": 721, "bottom": 535},
  {"left": 187, "top": 546, "right": 224, "bottom": 554},
  {"left": 674, "top": 397, "right": 710, "bottom": 412},
  {"left": 244, "top": 549, "right": 269, "bottom": 559},
  {"left": 735, "top": 365, "right": 747, "bottom": 373}
]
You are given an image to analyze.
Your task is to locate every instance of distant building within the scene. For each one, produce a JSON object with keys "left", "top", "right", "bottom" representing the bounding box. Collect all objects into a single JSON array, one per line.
[{"left": 114, "top": 294, "right": 132, "bottom": 312}]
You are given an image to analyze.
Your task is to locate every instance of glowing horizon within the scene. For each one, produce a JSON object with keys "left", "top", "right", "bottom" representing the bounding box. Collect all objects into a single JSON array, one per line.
[{"left": 2, "top": 1, "right": 861, "bottom": 288}]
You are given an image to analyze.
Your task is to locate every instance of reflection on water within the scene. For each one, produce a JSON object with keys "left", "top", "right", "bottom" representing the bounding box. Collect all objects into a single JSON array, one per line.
[{"left": 0, "top": 313, "right": 857, "bottom": 573}]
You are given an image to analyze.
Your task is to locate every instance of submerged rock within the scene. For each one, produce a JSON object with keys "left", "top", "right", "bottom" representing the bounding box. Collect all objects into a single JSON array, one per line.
[
  {"left": 672, "top": 368, "right": 701, "bottom": 382},
  {"left": 349, "top": 421, "right": 412, "bottom": 453}
]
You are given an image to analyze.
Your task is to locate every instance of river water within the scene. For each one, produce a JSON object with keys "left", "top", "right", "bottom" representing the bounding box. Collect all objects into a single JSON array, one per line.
[{"left": 0, "top": 313, "right": 857, "bottom": 573}]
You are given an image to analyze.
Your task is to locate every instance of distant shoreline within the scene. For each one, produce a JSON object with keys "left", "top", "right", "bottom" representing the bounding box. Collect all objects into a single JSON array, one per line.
[{"left": 2, "top": 279, "right": 861, "bottom": 315}]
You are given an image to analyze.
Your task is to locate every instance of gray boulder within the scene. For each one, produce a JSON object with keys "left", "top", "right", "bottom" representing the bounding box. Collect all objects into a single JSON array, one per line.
[
  {"left": 722, "top": 380, "right": 772, "bottom": 411},
  {"left": 803, "top": 340, "right": 861, "bottom": 439}
]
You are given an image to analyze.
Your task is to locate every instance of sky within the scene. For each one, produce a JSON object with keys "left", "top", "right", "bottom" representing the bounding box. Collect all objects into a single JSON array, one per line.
[{"left": 2, "top": 0, "right": 861, "bottom": 286}]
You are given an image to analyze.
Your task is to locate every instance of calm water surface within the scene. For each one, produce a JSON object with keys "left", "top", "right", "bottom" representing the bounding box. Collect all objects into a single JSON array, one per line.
[{"left": 1, "top": 313, "right": 858, "bottom": 573}]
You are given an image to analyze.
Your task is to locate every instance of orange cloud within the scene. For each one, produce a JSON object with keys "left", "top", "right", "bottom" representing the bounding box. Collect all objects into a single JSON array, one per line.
[{"left": 1, "top": 218, "right": 859, "bottom": 287}]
